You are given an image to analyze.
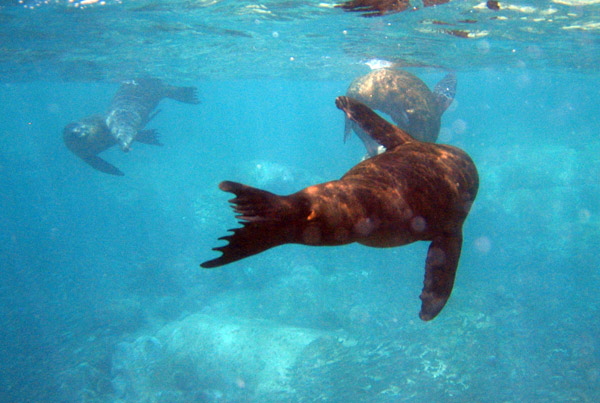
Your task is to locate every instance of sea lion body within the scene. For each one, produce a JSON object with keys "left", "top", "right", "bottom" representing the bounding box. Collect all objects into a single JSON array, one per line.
[
  {"left": 345, "top": 68, "right": 456, "bottom": 156},
  {"left": 63, "top": 78, "right": 198, "bottom": 175},
  {"left": 202, "top": 96, "right": 478, "bottom": 321}
]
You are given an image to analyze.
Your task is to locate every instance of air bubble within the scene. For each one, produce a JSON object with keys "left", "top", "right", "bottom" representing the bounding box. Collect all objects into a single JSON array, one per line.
[{"left": 474, "top": 236, "right": 492, "bottom": 254}]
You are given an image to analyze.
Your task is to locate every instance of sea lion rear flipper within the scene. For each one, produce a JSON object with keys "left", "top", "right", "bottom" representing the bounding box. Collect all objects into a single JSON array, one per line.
[
  {"left": 167, "top": 85, "right": 200, "bottom": 105},
  {"left": 336, "top": 96, "right": 414, "bottom": 149},
  {"left": 432, "top": 73, "right": 457, "bottom": 113},
  {"left": 201, "top": 181, "right": 294, "bottom": 268},
  {"left": 419, "top": 232, "right": 462, "bottom": 321},
  {"left": 135, "top": 129, "right": 163, "bottom": 146},
  {"left": 82, "top": 155, "right": 124, "bottom": 176}
]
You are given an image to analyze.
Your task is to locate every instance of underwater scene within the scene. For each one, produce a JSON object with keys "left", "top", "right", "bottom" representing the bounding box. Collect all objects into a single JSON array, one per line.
[{"left": 1, "top": 0, "right": 599, "bottom": 401}]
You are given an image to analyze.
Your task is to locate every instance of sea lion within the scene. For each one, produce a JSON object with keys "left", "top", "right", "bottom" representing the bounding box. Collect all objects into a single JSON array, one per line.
[
  {"left": 336, "top": 0, "right": 451, "bottom": 17},
  {"left": 63, "top": 115, "right": 161, "bottom": 176},
  {"left": 105, "top": 78, "right": 199, "bottom": 152},
  {"left": 201, "top": 96, "right": 479, "bottom": 321},
  {"left": 336, "top": 0, "right": 410, "bottom": 16},
  {"left": 63, "top": 78, "right": 199, "bottom": 175},
  {"left": 345, "top": 68, "right": 456, "bottom": 156}
]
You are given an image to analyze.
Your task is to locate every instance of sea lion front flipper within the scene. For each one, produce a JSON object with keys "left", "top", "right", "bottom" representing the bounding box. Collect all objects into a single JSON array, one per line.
[
  {"left": 135, "top": 129, "right": 163, "bottom": 146},
  {"left": 432, "top": 73, "right": 457, "bottom": 113},
  {"left": 419, "top": 232, "right": 462, "bottom": 321},
  {"left": 82, "top": 155, "right": 124, "bottom": 176},
  {"left": 336, "top": 96, "right": 414, "bottom": 149}
]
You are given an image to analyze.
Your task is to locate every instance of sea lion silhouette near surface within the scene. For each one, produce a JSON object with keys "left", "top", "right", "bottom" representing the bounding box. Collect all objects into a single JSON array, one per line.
[
  {"left": 63, "top": 78, "right": 199, "bottom": 175},
  {"left": 345, "top": 68, "right": 456, "bottom": 156},
  {"left": 202, "top": 96, "right": 479, "bottom": 321}
]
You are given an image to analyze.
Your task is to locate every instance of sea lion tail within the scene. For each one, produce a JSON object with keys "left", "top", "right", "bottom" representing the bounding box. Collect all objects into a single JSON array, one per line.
[
  {"left": 201, "top": 181, "right": 297, "bottom": 268},
  {"left": 167, "top": 85, "right": 200, "bottom": 105}
]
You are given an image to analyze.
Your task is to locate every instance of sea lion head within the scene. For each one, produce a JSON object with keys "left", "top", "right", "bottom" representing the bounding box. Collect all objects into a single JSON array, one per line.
[
  {"left": 63, "top": 121, "right": 90, "bottom": 154},
  {"left": 63, "top": 115, "right": 124, "bottom": 176},
  {"left": 63, "top": 115, "right": 111, "bottom": 156},
  {"left": 63, "top": 119, "right": 97, "bottom": 145}
]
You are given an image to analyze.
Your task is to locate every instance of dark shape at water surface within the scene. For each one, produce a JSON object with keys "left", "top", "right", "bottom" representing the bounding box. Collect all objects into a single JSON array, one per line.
[
  {"left": 487, "top": 0, "right": 500, "bottom": 10},
  {"left": 336, "top": 0, "right": 409, "bottom": 16},
  {"left": 202, "top": 97, "right": 479, "bottom": 321},
  {"left": 345, "top": 68, "right": 456, "bottom": 156},
  {"left": 336, "top": 0, "right": 450, "bottom": 17},
  {"left": 63, "top": 78, "right": 199, "bottom": 175}
]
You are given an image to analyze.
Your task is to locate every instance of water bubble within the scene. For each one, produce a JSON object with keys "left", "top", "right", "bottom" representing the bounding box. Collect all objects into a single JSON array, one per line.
[
  {"left": 474, "top": 236, "right": 491, "bottom": 254},
  {"left": 526, "top": 45, "right": 543, "bottom": 59},
  {"left": 477, "top": 40, "right": 490, "bottom": 54},
  {"left": 272, "top": 31, "right": 279, "bottom": 38},
  {"left": 354, "top": 218, "right": 375, "bottom": 236},
  {"left": 410, "top": 216, "right": 426, "bottom": 232},
  {"left": 578, "top": 209, "right": 591, "bottom": 223},
  {"left": 516, "top": 73, "right": 531, "bottom": 88},
  {"left": 427, "top": 247, "right": 446, "bottom": 266},
  {"left": 47, "top": 103, "right": 60, "bottom": 114},
  {"left": 451, "top": 119, "right": 467, "bottom": 135},
  {"left": 438, "top": 127, "right": 453, "bottom": 143}
]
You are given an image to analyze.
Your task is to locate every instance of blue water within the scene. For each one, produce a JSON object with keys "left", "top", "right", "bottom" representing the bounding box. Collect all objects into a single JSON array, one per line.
[{"left": 1, "top": 1, "right": 600, "bottom": 402}]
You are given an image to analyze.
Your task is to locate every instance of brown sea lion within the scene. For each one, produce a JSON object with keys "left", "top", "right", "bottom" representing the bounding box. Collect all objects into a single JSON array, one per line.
[
  {"left": 201, "top": 96, "right": 479, "bottom": 321},
  {"left": 336, "top": 0, "right": 451, "bottom": 17},
  {"left": 345, "top": 68, "right": 456, "bottom": 156}
]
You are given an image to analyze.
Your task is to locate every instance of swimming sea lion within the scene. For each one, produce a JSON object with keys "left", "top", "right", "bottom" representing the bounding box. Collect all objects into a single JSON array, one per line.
[
  {"left": 105, "top": 77, "right": 199, "bottom": 152},
  {"left": 63, "top": 78, "right": 199, "bottom": 175},
  {"left": 336, "top": 0, "right": 451, "bottom": 17},
  {"left": 345, "top": 68, "right": 456, "bottom": 156},
  {"left": 201, "top": 96, "right": 479, "bottom": 321},
  {"left": 336, "top": 0, "right": 410, "bottom": 16},
  {"left": 63, "top": 115, "right": 161, "bottom": 176}
]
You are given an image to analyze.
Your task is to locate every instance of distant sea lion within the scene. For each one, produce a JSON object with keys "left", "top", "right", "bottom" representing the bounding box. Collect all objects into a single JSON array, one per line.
[
  {"left": 202, "top": 96, "right": 479, "bottom": 321},
  {"left": 336, "top": 0, "right": 451, "bottom": 17},
  {"left": 63, "top": 77, "right": 199, "bottom": 175},
  {"left": 106, "top": 78, "right": 199, "bottom": 152},
  {"left": 345, "top": 68, "right": 456, "bottom": 156}
]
